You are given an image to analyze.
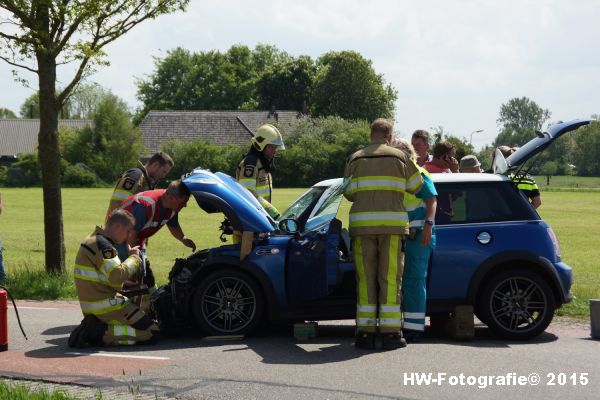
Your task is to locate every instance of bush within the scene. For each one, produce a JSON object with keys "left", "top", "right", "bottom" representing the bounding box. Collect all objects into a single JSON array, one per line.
[{"left": 62, "top": 164, "right": 100, "bottom": 187}]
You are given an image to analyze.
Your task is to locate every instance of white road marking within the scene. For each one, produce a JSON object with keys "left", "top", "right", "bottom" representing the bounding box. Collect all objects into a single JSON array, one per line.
[{"left": 65, "top": 352, "right": 170, "bottom": 360}]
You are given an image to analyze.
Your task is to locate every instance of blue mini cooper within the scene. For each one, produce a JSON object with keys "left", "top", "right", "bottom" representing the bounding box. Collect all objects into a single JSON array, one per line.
[{"left": 153, "top": 118, "right": 590, "bottom": 340}]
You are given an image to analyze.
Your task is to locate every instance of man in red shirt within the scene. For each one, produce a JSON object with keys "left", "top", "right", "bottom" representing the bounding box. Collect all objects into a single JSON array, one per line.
[{"left": 425, "top": 141, "right": 458, "bottom": 174}]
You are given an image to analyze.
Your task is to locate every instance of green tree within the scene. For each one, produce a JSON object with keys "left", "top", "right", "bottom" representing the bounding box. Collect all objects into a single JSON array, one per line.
[
  {"left": 257, "top": 55, "right": 315, "bottom": 111},
  {"left": 0, "top": 108, "right": 16, "bottom": 118},
  {"left": 493, "top": 97, "right": 551, "bottom": 147},
  {"left": 571, "top": 121, "right": 600, "bottom": 176},
  {"left": 0, "top": 0, "right": 188, "bottom": 273},
  {"left": 20, "top": 83, "right": 108, "bottom": 119},
  {"left": 63, "top": 93, "right": 143, "bottom": 182},
  {"left": 20, "top": 92, "right": 40, "bottom": 118},
  {"left": 135, "top": 44, "right": 290, "bottom": 122},
  {"left": 310, "top": 51, "right": 397, "bottom": 121}
]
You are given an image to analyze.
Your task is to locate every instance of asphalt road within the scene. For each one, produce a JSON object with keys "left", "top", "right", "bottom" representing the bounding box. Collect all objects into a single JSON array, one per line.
[{"left": 2, "top": 300, "right": 599, "bottom": 400}]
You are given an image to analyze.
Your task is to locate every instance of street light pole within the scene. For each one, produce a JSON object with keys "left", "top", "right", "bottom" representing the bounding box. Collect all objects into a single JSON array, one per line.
[{"left": 470, "top": 129, "right": 483, "bottom": 146}]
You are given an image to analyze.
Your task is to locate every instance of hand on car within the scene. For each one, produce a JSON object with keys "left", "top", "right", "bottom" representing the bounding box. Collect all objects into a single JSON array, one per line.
[{"left": 181, "top": 237, "right": 196, "bottom": 252}]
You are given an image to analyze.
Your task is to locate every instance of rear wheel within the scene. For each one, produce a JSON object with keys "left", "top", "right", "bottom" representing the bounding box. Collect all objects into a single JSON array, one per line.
[
  {"left": 191, "top": 269, "right": 264, "bottom": 336},
  {"left": 479, "top": 269, "right": 555, "bottom": 340}
]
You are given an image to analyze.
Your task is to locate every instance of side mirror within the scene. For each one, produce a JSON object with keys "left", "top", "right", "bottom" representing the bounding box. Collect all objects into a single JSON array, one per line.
[{"left": 278, "top": 218, "right": 299, "bottom": 234}]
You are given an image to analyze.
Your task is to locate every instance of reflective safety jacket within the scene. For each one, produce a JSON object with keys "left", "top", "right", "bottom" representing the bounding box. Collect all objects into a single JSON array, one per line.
[
  {"left": 508, "top": 172, "right": 540, "bottom": 200},
  {"left": 236, "top": 149, "right": 280, "bottom": 218},
  {"left": 404, "top": 167, "right": 437, "bottom": 229},
  {"left": 106, "top": 161, "right": 154, "bottom": 221},
  {"left": 117, "top": 189, "right": 175, "bottom": 243},
  {"left": 74, "top": 227, "right": 141, "bottom": 320},
  {"left": 344, "top": 138, "right": 423, "bottom": 236}
]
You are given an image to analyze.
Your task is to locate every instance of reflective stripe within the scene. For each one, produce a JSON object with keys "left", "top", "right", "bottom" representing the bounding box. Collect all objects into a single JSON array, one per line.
[
  {"left": 409, "top": 219, "right": 424, "bottom": 228},
  {"left": 101, "top": 257, "right": 120, "bottom": 276},
  {"left": 255, "top": 187, "right": 270, "bottom": 196},
  {"left": 122, "top": 257, "right": 138, "bottom": 275},
  {"left": 404, "top": 312, "right": 426, "bottom": 319},
  {"left": 80, "top": 297, "right": 127, "bottom": 315},
  {"left": 74, "top": 265, "right": 102, "bottom": 282},
  {"left": 379, "top": 318, "right": 402, "bottom": 326},
  {"left": 111, "top": 189, "right": 131, "bottom": 202},
  {"left": 357, "top": 304, "right": 377, "bottom": 312},
  {"left": 349, "top": 212, "right": 409, "bottom": 228},
  {"left": 357, "top": 317, "right": 377, "bottom": 326},
  {"left": 136, "top": 195, "right": 157, "bottom": 230},
  {"left": 380, "top": 304, "right": 401, "bottom": 313},
  {"left": 403, "top": 321, "right": 425, "bottom": 331},
  {"left": 348, "top": 177, "right": 407, "bottom": 193},
  {"left": 406, "top": 171, "right": 423, "bottom": 193},
  {"left": 386, "top": 235, "right": 399, "bottom": 305},
  {"left": 113, "top": 323, "right": 136, "bottom": 338}
]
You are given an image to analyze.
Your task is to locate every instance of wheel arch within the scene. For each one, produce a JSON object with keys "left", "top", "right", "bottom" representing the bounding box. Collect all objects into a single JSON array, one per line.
[{"left": 467, "top": 250, "right": 566, "bottom": 308}]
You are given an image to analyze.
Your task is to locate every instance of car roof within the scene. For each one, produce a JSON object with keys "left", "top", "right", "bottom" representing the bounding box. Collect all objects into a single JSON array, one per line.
[{"left": 430, "top": 172, "right": 510, "bottom": 183}]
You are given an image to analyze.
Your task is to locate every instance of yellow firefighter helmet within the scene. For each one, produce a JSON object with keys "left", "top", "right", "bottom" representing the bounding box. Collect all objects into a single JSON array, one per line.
[{"left": 251, "top": 124, "right": 285, "bottom": 152}]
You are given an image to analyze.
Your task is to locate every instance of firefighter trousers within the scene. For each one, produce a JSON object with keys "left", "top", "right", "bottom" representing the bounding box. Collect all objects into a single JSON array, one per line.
[
  {"left": 402, "top": 230, "right": 435, "bottom": 332},
  {"left": 352, "top": 234, "right": 405, "bottom": 334},
  {"left": 97, "top": 301, "right": 159, "bottom": 346}
]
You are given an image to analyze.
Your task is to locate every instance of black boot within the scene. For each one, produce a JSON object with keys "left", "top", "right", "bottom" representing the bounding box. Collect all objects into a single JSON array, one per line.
[
  {"left": 67, "top": 315, "right": 106, "bottom": 348},
  {"left": 382, "top": 332, "right": 407, "bottom": 350},
  {"left": 354, "top": 332, "right": 376, "bottom": 350}
]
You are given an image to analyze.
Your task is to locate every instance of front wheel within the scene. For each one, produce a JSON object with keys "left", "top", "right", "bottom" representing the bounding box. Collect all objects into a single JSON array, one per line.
[
  {"left": 478, "top": 269, "right": 556, "bottom": 340},
  {"left": 191, "top": 269, "right": 264, "bottom": 336}
]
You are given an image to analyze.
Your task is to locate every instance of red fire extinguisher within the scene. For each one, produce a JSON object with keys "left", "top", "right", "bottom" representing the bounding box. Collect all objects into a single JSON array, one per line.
[
  {"left": 1, "top": 288, "right": 8, "bottom": 351},
  {"left": 1, "top": 285, "right": 28, "bottom": 351}
]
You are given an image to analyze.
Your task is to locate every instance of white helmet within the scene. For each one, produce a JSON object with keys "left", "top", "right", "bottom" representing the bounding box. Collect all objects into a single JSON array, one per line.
[{"left": 251, "top": 124, "right": 285, "bottom": 151}]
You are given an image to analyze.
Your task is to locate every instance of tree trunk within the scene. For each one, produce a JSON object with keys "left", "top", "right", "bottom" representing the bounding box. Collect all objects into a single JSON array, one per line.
[{"left": 37, "top": 48, "right": 66, "bottom": 273}]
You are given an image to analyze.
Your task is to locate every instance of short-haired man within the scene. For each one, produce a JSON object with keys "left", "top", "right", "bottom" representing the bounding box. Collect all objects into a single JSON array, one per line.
[
  {"left": 106, "top": 151, "right": 175, "bottom": 221},
  {"left": 69, "top": 209, "right": 160, "bottom": 347},
  {"left": 411, "top": 130, "right": 432, "bottom": 167},
  {"left": 116, "top": 179, "right": 196, "bottom": 261},
  {"left": 344, "top": 119, "right": 423, "bottom": 350},
  {"left": 459, "top": 155, "right": 482, "bottom": 173}
]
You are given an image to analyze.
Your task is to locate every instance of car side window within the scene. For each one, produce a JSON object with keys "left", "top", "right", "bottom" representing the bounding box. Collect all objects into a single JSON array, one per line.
[{"left": 434, "top": 182, "right": 537, "bottom": 225}]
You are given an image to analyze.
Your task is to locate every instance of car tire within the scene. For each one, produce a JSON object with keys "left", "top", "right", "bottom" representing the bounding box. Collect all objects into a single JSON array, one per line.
[
  {"left": 479, "top": 269, "right": 556, "bottom": 340},
  {"left": 191, "top": 268, "right": 264, "bottom": 336}
]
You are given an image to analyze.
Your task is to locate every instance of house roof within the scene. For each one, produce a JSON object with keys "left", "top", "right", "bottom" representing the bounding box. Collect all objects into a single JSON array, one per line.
[
  {"left": 0, "top": 119, "right": 91, "bottom": 156},
  {"left": 139, "top": 110, "right": 299, "bottom": 155}
]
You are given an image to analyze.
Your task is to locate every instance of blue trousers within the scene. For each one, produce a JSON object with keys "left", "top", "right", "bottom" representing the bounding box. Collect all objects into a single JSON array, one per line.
[{"left": 402, "top": 230, "right": 435, "bottom": 332}]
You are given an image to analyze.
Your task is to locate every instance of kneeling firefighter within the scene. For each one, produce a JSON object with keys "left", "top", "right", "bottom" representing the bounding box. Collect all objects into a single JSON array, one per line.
[{"left": 69, "top": 209, "right": 160, "bottom": 347}]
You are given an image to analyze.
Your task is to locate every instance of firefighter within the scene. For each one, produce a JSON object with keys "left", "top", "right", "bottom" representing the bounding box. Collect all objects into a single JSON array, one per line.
[
  {"left": 106, "top": 151, "right": 174, "bottom": 221},
  {"left": 344, "top": 119, "right": 423, "bottom": 350},
  {"left": 236, "top": 124, "right": 285, "bottom": 220},
  {"left": 391, "top": 138, "right": 437, "bottom": 343},
  {"left": 69, "top": 209, "right": 159, "bottom": 347}
]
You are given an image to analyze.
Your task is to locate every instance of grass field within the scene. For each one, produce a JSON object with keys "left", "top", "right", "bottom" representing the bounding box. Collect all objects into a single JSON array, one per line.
[{"left": 0, "top": 184, "right": 598, "bottom": 317}]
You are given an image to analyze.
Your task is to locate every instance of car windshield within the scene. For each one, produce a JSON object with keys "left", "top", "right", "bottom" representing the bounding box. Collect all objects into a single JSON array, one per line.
[
  {"left": 279, "top": 187, "right": 325, "bottom": 221},
  {"left": 304, "top": 178, "right": 349, "bottom": 231}
]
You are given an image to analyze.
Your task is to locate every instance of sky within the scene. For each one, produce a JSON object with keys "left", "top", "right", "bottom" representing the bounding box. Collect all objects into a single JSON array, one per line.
[{"left": 1, "top": 0, "right": 599, "bottom": 149}]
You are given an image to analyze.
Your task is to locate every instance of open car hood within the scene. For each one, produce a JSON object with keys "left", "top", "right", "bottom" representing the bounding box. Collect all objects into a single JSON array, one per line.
[
  {"left": 492, "top": 118, "right": 591, "bottom": 174},
  {"left": 182, "top": 168, "right": 276, "bottom": 233}
]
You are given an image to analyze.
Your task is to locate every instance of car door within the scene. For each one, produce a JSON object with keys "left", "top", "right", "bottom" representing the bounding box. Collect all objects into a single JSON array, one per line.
[{"left": 285, "top": 179, "right": 349, "bottom": 304}]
